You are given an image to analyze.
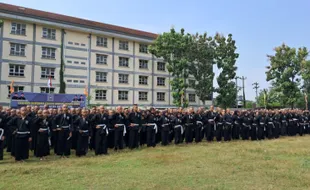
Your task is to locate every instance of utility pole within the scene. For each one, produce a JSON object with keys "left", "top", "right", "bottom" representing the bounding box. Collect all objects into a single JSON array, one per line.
[
  {"left": 238, "top": 76, "right": 247, "bottom": 108},
  {"left": 235, "top": 77, "right": 239, "bottom": 108},
  {"left": 252, "top": 82, "right": 259, "bottom": 101}
]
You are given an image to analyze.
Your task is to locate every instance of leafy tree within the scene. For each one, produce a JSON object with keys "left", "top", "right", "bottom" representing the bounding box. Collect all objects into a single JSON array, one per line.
[
  {"left": 257, "top": 88, "right": 282, "bottom": 108},
  {"left": 214, "top": 33, "right": 239, "bottom": 109},
  {"left": 59, "top": 29, "right": 66, "bottom": 94},
  {"left": 188, "top": 33, "right": 215, "bottom": 106},
  {"left": 266, "top": 44, "right": 307, "bottom": 108},
  {"left": 149, "top": 28, "right": 192, "bottom": 107}
]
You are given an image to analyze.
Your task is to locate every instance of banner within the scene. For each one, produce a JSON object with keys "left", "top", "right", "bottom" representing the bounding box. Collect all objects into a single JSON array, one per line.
[{"left": 10, "top": 92, "right": 86, "bottom": 108}]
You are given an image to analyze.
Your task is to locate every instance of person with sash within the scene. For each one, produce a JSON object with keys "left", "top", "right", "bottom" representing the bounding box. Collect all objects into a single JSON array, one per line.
[
  {"left": 74, "top": 109, "right": 91, "bottom": 157},
  {"left": 112, "top": 106, "right": 127, "bottom": 150},
  {"left": 91, "top": 106, "right": 109, "bottom": 155},
  {"left": 54, "top": 104, "right": 73, "bottom": 158},
  {"left": 128, "top": 104, "right": 141, "bottom": 149}
]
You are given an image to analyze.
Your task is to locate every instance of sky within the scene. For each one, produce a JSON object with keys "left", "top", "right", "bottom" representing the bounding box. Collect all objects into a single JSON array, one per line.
[{"left": 2, "top": 0, "right": 310, "bottom": 100}]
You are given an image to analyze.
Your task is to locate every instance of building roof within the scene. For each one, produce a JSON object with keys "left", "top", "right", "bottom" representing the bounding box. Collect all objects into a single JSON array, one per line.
[{"left": 0, "top": 3, "right": 158, "bottom": 40}]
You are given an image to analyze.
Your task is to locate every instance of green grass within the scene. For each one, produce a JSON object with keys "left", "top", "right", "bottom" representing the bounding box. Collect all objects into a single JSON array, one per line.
[{"left": 1, "top": 136, "right": 310, "bottom": 190}]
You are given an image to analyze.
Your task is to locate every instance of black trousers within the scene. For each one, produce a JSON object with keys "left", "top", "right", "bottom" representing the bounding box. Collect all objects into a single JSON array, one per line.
[
  {"left": 146, "top": 125, "right": 156, "bottom": 147},
  {"left": 195, "top": 124, "right": 202, "bottom": 143},
  {"left": 232, "top": 124, "right": 240, "bottom": 140},
  {"left": 206, "top": 123, "right": 214, "bottom": 142},
  {"left": 223, "top": 124, "right": 232, "bottom": 141},
  {"left": 174, "top": 126, "right": 182, "bottom": 144},
  {"left": 71, "top": 129, "right": 78, "bottom": 150},
  {"left": 6, "top": 132, "right": 12, "bottom": 152},
  {"left": 95, "top": 129, "right": 108, "bottom": 155},
  {"left": 161, "top": 129, "right": 169, "bottom": 146},
  {"left": 51, "top": 130, "right": 58, "bottom": 154},
  {"left": 11, "top": 134, "right": 16, "bottom": 157},
  {"left": 281, "top": 122, "right": 287, "bottom": 136},
  {"left": 250, "top": 125, "right": 257, "bottom": 141},
  {"left": 36, "top": 132, "right": 49, "bottom": 158},
  {"left": 266, "top": 124, "right": 273, "bottom": 139},
  {"left": 76, "top": 133, "right": 89, "bottom": 156},
  {"left": 216, "top": 124, "right": 223, "bottom": 142},
  {"left": 57, "top": 129, "right": 71, "bottom": 156},
  {"left": 0, "top": 140, "right": 3, "bottom": 160},
  {"left": 15, "top": 136, "right": 29, "bottom": 161},
  {"left": 185, "top": 124, "right": 194, "bottom": 143},
  {"left": 114, "top": 127, "right": 124, "bottom": 150},
  {"left": 128, "top": 128, "right": 139, "bottom": 149}
]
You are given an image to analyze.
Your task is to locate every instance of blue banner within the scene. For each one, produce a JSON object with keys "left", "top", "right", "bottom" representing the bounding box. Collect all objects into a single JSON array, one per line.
[{"left": 10, "top": 92, "right": 86, "bottom": 108}]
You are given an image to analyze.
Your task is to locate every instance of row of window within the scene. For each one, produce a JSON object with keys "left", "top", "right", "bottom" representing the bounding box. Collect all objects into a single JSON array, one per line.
[
  {"left": 95, "top": 90, "right": 196, "bottom": 102},
  {"left": 11, "top": 22, "right": 149, "bottom": 53},
  {"left": 9, "top": 43, "right": 164, "bottom": 70},
  {"left": 10, "top": 43, "right": 56, "bottom": 59},
  {"left": 66, "top": 79, "right": 85, "bottom": 84},
  {"left": 66, "top": 60, "right": 86, "bottom": 65},
  {"left": 7, "top": 86, "right": 54, "bottom": 97},
  {"left": 9, "top": 65, "right": 55, "bottom": 78},
  {"left": 96, "top": 72, "right": 166, "bottom": 86},
  {"left": 96, "top": 54, "right": 165, "bottom": 71}
]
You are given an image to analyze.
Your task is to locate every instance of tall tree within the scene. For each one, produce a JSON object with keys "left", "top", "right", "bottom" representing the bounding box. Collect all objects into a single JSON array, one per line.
[
  {"left": 266, "top": 44, "right": 307, "bottom": 108},
  {"left": 59, "top": 29, "right": 66, "bottom": 94},
  {"left": 188, "top": 33, "right": 215, "bottom": 106},
  {"left": 149, "top": 28, "right": 192, "bottom": 107},
  {"left": 214, "top": 33, "right": 239, "bottom": 109}
]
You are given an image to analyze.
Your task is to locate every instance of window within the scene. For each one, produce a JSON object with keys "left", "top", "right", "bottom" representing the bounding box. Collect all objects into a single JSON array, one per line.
[
  {"left": 7, "top": 86, "right": 24, "bottom": 97},
  {"left": 81, "top": 44, "right": 86, "bottom": 47},
  {"left": 40, "top": 87, "right": 55, "bottom": 93},
  {"left": 11, "top": 23, "right": 26, "bottom": 35},
  {"left": 81, "top": 62, "right": 86, "bottom": 65},
  {"left": 68, "top": 42, "right": 73, "bottom": 45},
  {"left": 119, "top": 41, "right": 128, "bottom": 50},
  {"left": 95, "top": 90, "right": 107, "bottom": 100},
  {"left": 96, "top": 37, "right": 108, "bottom": 47},
  {"left": 119, "top": 57, "right": 129, "bottom": 67},
  {"left": 74, "top": 61, "right": 79, "bottom": 64},
  {"left": 96, "top": 72, "right": 107, "bottom": 82},
  {"left": 42, "top": 28, "right": 56, "bottom": 40},
  {"left": 67, "top": 80, "right": 72, "bottom": 83},
  {"left": 139, "top": 60, "right": 148, "bottom": 69},
  {"left": 9, "top": 65, "right": 25, "bottom": 77},
  {"left": 42, "top": 47, "right": 56, "bottom": 59},
  {"left": 118, "top": 91, "right": 128, "bottom": 100},
  {"left": 157, "top": 77, "right": 165, "bottom": 86},
  {"left": 10, "top": 43, "right": 25, "bottom": 56},
  {"left": 139, "top": 92, "right": 148, "bottom": 101},
  {"left": 96, "top": 54, "right": 107, "bottom": 64},
  {"left": 139, "top": 44, "right": 148, "bottom": 53},
  {"left": 189, "top": 94, "right": 196, "bottom": 102},
  {"left": 80, "top": 80, "right": 85, "bottom": 83},
  {"left": 75, "top": 43, "right": 79, "bottom": 46},
  {"left": 157, "top": 62, "right": 166, "bottom": 71},
  {"left": 73, "top": 80, "right": 78, "bottom": 83},
  {"left": 189, "top": 80, "right": 196, "bottom": 87},
  {"left": 41, "top": 67, "right": 55, "bottom": 79},
  {"left": 119, "top": 74, "right": 129, "bottom": 84},
  {"left": 157, "top": 92, "right": 165, "bottom": 101},
  {"left": 139, "top": 76, "right": 148, "bottom": 85},
  {"left": 67, "top": 60, "right": 72, "bottom": 63}
]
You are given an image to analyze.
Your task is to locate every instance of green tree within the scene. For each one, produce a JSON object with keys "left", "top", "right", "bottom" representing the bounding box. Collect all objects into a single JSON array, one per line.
[
  {"left": 59, "top": 29, "right": 66, "bottom": 93},
  {"left": 188, "top": 33, "right": 215, "bottom": 106},
  {"left": 214, "top": 33, "right": 239, "bottom": 109},
  {"left": 257, "top": 88, "right": 282, "bottom": 108},
  {"left": 149, "top": 28, "right": 192, "bottom": 107},
  {"left": 266, "top": 44, "right": 307, "bottom": 108}
]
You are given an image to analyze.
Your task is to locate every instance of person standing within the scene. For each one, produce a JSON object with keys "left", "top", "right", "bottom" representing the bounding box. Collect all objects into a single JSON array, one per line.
[
  {"left": 54, "top": 104, "right": 73, "bottom": 158},
  {"left": 128, "top": 105, "right": 141, "bottom": 149},
  {"left": 74, "top": 109, "right": 91, "bottom": 157}
]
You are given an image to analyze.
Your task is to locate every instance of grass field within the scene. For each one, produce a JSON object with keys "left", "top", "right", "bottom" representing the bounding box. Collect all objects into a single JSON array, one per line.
[{"left": 1, "top": 136, "right": 310, "bottom": 190}]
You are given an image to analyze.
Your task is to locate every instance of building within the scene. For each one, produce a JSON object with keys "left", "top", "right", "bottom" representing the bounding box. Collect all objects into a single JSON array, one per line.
[{"left": 0, "top": 3, "right": 212, "bottom": 108}]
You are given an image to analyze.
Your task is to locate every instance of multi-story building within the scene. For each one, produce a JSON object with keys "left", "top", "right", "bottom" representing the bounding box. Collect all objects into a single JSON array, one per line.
[{"left": 0, "top": 3, "right": 212, "bottom": 108}]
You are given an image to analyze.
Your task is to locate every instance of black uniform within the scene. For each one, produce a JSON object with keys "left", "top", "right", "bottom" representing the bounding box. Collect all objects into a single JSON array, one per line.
[
  {"left": 33, "top": 117, "right": 51, "bottom": 158},
  {"left": 54, "top": 113, "right": 73, "bottom": 156},
  {"left": 127, "top": 111, "right": 142, "bottom": 149},
  {"left": 74, "top": 116, "right": 91, "bottom": 156},
  {"left": 92, "top": 113, "right": 109, "bottom": 155}
]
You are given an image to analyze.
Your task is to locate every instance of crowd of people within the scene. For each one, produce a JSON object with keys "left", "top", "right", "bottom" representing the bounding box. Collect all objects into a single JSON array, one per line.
[{"left": 0, "top": 104, "right": 308, "bottom": 162}]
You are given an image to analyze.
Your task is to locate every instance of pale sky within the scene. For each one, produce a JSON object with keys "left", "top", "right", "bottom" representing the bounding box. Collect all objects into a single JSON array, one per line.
[{"left": 2, "top": 0, "right": 310, "bottom": 100}]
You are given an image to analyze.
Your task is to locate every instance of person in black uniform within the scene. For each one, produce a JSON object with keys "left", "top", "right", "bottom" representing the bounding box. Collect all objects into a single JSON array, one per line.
[
  {"left": 7, "top": 107, "right": 32, "bottom": 162},
  {"left": 145, "top": 108, "right": 157, "bottom": 147},
  {"left": 241, "top": 111, "right": 251, "bottom": 140},
  {"left": 205, "top": 106, "right": 216, "bottom": 142},
  {"left": 173, "top": 112, "right": 184, "bottom": 144},
  {"left": 160, "top": 111, "right": 170, "bottom": 146},
  {"left": 74, "top": 109, "right": 91, "bottom": 157},
  {"left": 184, "top": 108, "right": 196, "bottom": 144},
  {"left": 224, "top": 109, "right": 233, "bottom": 141},
  {"left": 33, "top": 110, "right": 51, "bottom": 160},
  {"left": 91, "top": 106, "right": 109, "bottom": 155},
  {"left": 194, "top": 108, "right": 204, "bottom": 143},
  {"left": 112, "top": 106, "right": 127, "bottom": 150},
  {"left": 54, "top": 104, "right": 73, "bottom": 158},
  {"left": 0, "top": 110, "right": 6, "bottom": 160},
  {"left": 127, "top": 105, "right": 141, "bottom": 149},
  {"left": 18, "top": 93, "right": 26, "bottom": 100}
]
